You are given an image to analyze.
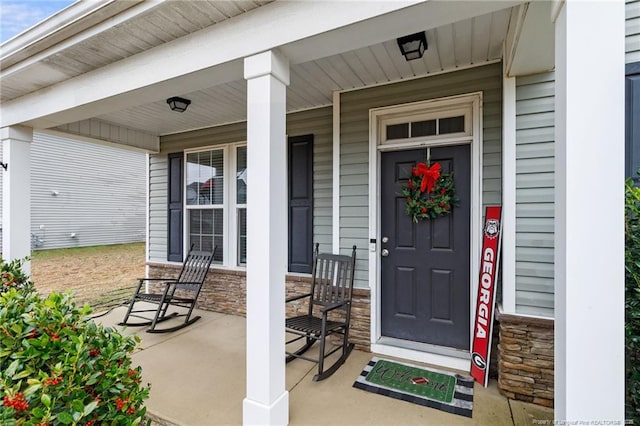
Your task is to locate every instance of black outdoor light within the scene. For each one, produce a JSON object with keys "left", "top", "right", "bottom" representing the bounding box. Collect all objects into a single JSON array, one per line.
[
  {"left": 397, "top": 31, "right": 428, "bottom": 61},
  {"left": 167, "top": 96, "right": 191, "bottom": 112}
]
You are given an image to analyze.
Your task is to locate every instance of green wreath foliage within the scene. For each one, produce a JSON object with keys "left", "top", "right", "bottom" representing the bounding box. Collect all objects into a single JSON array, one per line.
[{"left": 400, "top": 162, "right": 459, "bottom": 223}]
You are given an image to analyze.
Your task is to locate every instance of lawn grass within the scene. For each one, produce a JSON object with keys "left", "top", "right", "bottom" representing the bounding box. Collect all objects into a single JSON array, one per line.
[{"left": 30, "top": 242, "right": 145, "bottom": 310}]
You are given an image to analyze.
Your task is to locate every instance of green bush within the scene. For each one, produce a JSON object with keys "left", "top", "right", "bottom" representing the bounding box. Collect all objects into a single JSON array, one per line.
[
  {"left": 626, "top": 178, "right": 640, "bottom": 422},
  {"left": 1, "top": 257, "right": 34, "bottom": 295},
  {"left": 0, "top": 289, "right": 150, "bottom": 425}
]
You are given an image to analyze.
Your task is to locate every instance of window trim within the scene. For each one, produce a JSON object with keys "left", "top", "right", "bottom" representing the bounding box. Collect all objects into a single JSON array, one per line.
[{"left": 183, "top": 142, "right": 247, "bottom": 269}]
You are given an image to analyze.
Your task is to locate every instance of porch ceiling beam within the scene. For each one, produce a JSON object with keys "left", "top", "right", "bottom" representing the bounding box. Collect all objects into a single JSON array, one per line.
[
  {"left": 52, "top": 119, "right": 159, "bottom": 153},
  {"left": 1, "top": 0, "right": 522, "bottom": 130}
]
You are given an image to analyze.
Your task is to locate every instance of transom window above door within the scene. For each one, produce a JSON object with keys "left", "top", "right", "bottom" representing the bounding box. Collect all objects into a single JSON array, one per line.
[
  {"left": 379, "top": 102, "right": 473, "bottom": 146},
  {"left": 386, "top": 115, "right": 466, "bottom": 140}
]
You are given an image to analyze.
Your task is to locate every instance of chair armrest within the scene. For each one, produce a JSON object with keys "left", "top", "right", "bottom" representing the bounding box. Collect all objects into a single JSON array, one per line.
[
  {"left": 286, "top": 293, "right": 312, "bottom": 303},
  {"left": 137, "top": 277, "right": 178, "bottom": 282},
  {"left": 320, "top": 301, "right": 349, "bottom": 313}
]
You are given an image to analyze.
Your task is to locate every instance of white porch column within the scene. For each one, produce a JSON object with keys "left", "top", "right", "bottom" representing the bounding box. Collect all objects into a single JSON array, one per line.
[
  {"left": 554, "top": 1, "right": 624, "bottom": 421},
  {"left": 1, "top": 126, "right": 33, "bottom": 274},
  {"left": 243, "top": 50, "right": 290, "bottom": 426}
]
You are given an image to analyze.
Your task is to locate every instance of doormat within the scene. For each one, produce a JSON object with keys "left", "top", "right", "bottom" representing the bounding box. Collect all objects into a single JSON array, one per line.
[{"left": 353, "top": 357, "right": 473, "bottom": 418}]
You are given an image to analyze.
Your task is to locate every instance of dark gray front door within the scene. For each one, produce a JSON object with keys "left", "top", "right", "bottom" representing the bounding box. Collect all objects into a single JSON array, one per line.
[{"left": 380, "top": 145, "right": 471, "bottom": 350}]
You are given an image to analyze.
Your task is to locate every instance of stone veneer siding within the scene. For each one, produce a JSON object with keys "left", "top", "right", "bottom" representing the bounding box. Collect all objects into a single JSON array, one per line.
[
  {"left": 496, "top": 311, "right": 554, "bottom": 408},
  {"left": 147, "top": 264, "right": 371, "bottom": 351}
]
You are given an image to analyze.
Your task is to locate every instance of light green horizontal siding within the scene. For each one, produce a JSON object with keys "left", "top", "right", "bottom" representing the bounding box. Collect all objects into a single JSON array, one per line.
[
  {"left": 339, "top": 63, "right": 503, "bottom": 288},
  {"left": 628, "top": 0, "right": 640, "bottom": 63},
  {"left": 286, "top": 107, "right": 334, "bottom": 252},
  {"left": 515, "top": 72, "right": 555, "bottom": 318},
  {"left": 149, "top": 108, "right": 332, "bottom": 265}
]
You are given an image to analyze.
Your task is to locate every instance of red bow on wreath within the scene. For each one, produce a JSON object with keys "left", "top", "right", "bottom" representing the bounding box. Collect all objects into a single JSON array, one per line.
[{"left": 412, "top": 162, "right": 441, "bottom": 193}]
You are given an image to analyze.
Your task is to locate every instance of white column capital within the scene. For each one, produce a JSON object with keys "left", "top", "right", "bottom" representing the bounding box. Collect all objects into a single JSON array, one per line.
[
  {"left": 244, "top": 50, "right": 290, "bottom": 86},
  {"left": 1, "top": 125, "right": 33, "bottom": 143}
]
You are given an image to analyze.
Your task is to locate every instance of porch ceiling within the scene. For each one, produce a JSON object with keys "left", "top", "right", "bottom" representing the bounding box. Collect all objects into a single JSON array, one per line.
[
  {"left": 1, "top": 1, "right": 523, "bottom": 140},
  {"left": 0, "top": 0, "right": 273, "bottom": 103},
  {"left": 94, "top": 6, "right": 513, "bottom": 136}
]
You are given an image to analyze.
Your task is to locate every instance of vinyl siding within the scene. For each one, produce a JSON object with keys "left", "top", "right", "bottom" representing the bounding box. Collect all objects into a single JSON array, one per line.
[
  {"left": 628, "top": 0, "right": 640, "bottom": 64},
  {"left": 515, "top": 72, "right": 555, "bottom": 318},
  {"left": 149, "top": 107, "right": 333, "bottom": 264},
  {"left": 287, "top": 107, "right": 333, "bottom": 252},
  {"left": 22, "top": 132, "right": 145, "bottom": 250},
  {"left": 339, "top": 63, "right": 503, "bottom": 289}
]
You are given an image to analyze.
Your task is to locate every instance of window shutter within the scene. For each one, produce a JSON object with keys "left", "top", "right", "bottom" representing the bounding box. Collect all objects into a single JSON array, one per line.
[
  {"left": 288, "top": 135, "right": 314, "bottom": 273},
  {"left": 167, "top": 152, "right": 184, "bottom": 261},
  {"left": 626, "top": 62, "right": 640, "bottom": 183}
]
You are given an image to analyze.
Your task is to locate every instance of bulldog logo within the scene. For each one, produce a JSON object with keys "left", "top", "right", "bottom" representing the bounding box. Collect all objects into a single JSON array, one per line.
[{"left": 484, "top": 219, "right": 500, "bottom": 239}]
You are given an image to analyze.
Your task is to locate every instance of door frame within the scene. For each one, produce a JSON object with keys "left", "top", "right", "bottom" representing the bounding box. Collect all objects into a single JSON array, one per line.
[{"left": 368, "top": 92, "right": 483, "bottom": 371}]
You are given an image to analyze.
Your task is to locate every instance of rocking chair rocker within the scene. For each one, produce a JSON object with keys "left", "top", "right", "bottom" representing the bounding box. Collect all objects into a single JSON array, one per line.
[
  {"left": 285, "top": 244, "right": 357, "bottom": 381},
  {"left": 119, "top": 247, "right": 215, "bottom": 333}
]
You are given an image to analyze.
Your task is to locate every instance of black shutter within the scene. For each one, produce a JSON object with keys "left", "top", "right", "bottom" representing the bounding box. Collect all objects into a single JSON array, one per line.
[
  {"left": 288, "top": 135, "right": 314, "bottom": 273},
  {"left": 627, "top": 62, "right": 640, "bottom": 183},
  {"left": 167, "top": 152, "right": 184, "bottom": 262}
]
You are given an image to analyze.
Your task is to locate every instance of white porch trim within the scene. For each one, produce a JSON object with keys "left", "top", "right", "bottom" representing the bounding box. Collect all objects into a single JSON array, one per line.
[
  {"left": 367, "top": 93, "right": 483, "bottom": 369},
  {"left": 554, "top": 1, "right": 624, "bottom": 420},
  {"left": 243, "top": 50, "right": 290, "bottom": 426},
  {"left": 1, "top": 126, "right": 33, "bottom": 274},
  {"left": 332, "top": 91, "right": 341, "bottom": 255},
  {"left": 501, "top": 72, "right": 517, "bottom": 314}
]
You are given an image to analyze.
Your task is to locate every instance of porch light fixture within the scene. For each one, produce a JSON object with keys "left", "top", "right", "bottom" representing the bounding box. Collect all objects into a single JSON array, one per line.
[
  {"left": 397, "top": 31, "right": 427, "bottom": 61},
  {"left": 166, "top": 96, "right": 191, "bottom": 112}
]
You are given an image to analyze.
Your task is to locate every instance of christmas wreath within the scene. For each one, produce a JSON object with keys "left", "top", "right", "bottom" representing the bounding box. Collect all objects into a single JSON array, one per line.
[{"left": 401, "top": 161, "right": 459, "bottom": 222}]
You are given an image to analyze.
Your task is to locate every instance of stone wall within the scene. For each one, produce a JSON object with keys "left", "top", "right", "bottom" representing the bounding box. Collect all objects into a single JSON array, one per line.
[
  {"left": 496, "top": 311, "right": 554, "bottom": 408},
  {"left": 147, "top": 264, "right": 371, "bottom": 351}
]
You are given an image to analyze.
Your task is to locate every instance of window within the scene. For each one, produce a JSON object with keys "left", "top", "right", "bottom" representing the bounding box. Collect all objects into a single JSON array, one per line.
[
  {"left": 385, "top": 115, "right": 466, "bottom": 142},
  {"left": 172, "top": 138, "right": 313, "bottom": 271},
  {"left": 627, "top": 62, "right": 640, "bottom": 183},
  {"left": 184, "top": 143, "right": 246, "bottom": 266},
  {"left": 236, "top": 146, "right": 247, "bottom": 265}
]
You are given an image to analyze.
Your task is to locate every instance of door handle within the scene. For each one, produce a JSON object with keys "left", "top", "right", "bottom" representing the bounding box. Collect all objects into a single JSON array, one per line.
[{"left": 381, "top": 249, "right": 389, "bottom": 257}]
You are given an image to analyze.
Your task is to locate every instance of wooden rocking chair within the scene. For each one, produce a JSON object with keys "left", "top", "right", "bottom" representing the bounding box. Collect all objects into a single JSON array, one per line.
[
  {"left": 119, "top": 247, "right": 215, "bottom": 333},
  {"left": 285, "top": 244, "right": 357, "bottom": 381}
]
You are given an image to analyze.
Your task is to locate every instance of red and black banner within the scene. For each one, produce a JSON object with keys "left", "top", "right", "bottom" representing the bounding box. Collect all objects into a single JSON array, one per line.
[{"left": 470, "top": 206, "right": 502, "bottom": 387}]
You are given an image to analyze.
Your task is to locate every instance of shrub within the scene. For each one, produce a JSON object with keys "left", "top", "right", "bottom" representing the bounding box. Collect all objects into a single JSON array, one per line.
[
  {"left": 1, "top": 257, "right": 34, "bottom": 295},
  {"left": 626, "top": 178, "right": 640, "bottom": 423},
  {"left": 0, "top": 289, "right": 150, "bottom": 425}
]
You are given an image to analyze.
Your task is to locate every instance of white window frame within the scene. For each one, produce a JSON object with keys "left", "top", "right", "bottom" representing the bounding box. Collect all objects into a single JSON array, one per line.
[{"left": 183, "top": 141, "right": 247, "bottom": 269}]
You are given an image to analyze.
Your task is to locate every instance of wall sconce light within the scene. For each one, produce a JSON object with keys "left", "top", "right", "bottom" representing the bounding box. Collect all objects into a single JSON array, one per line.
[
  {"left": 0, "top": 162, "right": 7, "bottom": 171},
  {"left": 166, "top": 96, "right": 191, "bottom": 112},
  {"left": 397, "top": 31, "right": 428, "bottom": 61}
]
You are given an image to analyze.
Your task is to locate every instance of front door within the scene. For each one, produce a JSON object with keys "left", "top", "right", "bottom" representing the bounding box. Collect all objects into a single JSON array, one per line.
[{"left": 380, "top": 145, "right": 471, "bottom": 350}]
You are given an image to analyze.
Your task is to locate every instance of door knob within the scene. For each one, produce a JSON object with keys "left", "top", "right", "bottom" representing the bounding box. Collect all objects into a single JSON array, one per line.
[{"left": 381, "top": 249, "right": 389, "bottom": 257}]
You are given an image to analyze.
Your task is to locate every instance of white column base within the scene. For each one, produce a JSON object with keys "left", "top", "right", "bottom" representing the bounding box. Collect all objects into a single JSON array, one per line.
[{"left": 243, "top": 391, "right": 289, "bottom": 426}]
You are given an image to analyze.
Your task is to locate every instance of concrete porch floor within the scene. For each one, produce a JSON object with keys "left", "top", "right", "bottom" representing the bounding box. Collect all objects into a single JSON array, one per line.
[{"left": 97, "top": 306, "right": 553, "bottom": 426}]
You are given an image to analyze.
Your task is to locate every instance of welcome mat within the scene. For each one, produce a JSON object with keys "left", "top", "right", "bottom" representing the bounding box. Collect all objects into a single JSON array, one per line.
[{"left": 353, "top": 357, "right": 474, "bottom": 418}]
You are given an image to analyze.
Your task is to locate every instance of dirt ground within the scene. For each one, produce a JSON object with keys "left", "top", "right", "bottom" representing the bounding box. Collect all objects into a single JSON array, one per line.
[{"left": 30, "top": 242, "right": 146, "bottom": 307}]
